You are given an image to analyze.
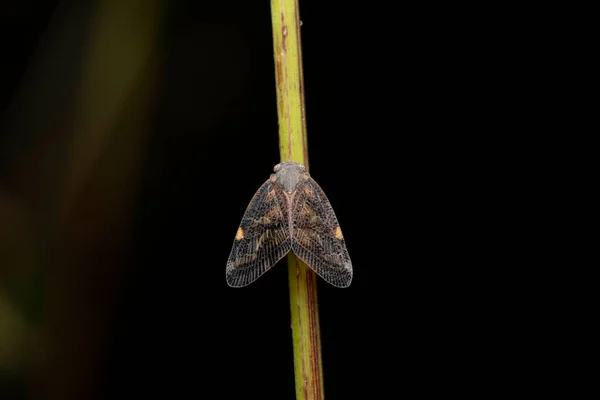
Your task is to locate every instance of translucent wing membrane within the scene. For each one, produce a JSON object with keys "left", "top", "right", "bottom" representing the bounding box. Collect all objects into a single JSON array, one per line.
[
  {"left": 291, "top": 178, "right": 353, "bottom": 288},
  {"left": 226, "top": 180, "right": 291, "bottom": 287}
]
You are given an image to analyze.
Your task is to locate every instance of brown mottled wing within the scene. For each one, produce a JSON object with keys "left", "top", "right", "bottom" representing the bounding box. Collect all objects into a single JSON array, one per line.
[
  {"left": 291, "top": 177, "right": 353, "bottom": 288},
  {"left": 226, "top": 179, "right": 291, "bottom": 287}
]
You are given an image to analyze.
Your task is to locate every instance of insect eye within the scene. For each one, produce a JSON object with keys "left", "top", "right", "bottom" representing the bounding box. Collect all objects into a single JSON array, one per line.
[{"left": 274, "top": 163, "right": 282, "bottom": 172}]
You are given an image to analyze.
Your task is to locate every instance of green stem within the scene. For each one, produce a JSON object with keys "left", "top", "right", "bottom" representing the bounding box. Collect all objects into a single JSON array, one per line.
[{"left": 270, "top": 0, "right": 325, "bottom": 399}]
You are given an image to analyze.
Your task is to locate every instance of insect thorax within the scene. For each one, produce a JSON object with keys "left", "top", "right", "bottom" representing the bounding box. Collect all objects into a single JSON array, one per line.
[{"left": 274, "top": 162, "right": 307, "bottom": 193}]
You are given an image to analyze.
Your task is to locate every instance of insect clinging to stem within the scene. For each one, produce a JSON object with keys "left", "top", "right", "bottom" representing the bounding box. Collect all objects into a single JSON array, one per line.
[{"left": 226, "top": 162, "right": 352, "bottom": 288}]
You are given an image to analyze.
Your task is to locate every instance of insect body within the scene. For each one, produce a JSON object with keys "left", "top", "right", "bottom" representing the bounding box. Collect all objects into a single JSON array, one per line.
[{"left": 226, "top": 162, "right": 352, "bottom": 288}]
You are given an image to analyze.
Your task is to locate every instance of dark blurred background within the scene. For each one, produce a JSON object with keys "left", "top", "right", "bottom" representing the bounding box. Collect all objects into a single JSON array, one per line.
[{"left": 0, "top": 0, "right": 522, "bottom": 399}]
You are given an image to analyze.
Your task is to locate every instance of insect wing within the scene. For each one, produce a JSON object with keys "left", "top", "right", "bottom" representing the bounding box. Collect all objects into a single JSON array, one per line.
[
  {"left": 291, "top": 177, "right": 353, "bottom": 288},
  {"left": 226, "top": 179, "right": 291, "bottom": 287}
]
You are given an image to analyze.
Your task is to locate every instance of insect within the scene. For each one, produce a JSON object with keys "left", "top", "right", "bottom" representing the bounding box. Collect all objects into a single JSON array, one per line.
[{"left": 226, "top": 162, "right": 352, "bottom": 288}]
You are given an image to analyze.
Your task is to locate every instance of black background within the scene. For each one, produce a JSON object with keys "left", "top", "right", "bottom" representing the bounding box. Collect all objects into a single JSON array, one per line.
[{"left": 0, "top": 1, "right": 524, "bottom": 399}]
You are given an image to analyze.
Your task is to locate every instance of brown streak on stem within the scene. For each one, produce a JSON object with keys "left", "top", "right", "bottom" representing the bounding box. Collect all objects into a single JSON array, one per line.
[
  {"left": 280, "top": 11, "right": 293, "bottom": 159},
  {"left": 281, "top": 12, "right": 288, "bottom": 53},
  {"left": 307, "top": 271, "right": 315, "bottom": 398},
  {"left": 293, "top": 6, "right": 309, "bottom": 167},
  {"left": 294, "top": 256, "right": 323, "bottom": 400},
  {"left": 308, "top": 271, "right": 323, "bottom": 400},
  {"left": 295, "top": 257, "right": 309, "bottom": 397}
]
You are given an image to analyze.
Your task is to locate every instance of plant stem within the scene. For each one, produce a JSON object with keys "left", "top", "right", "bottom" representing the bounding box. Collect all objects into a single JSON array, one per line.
[{"left": 270, "top": 0, "right": 325, "bottom": 399}]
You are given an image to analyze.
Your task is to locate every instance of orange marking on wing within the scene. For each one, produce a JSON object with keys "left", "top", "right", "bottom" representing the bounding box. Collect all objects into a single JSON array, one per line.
[{"left": 235, "top": 227, "right": 244, "bottom": 241}]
